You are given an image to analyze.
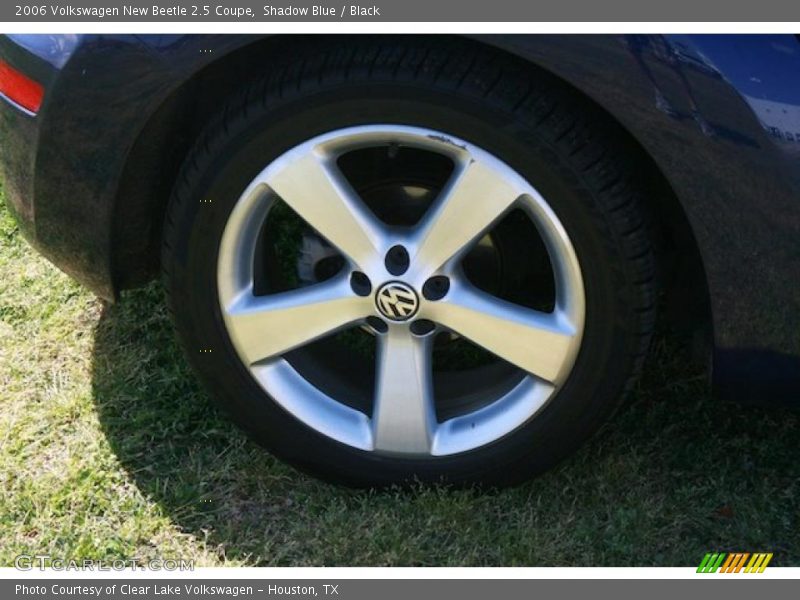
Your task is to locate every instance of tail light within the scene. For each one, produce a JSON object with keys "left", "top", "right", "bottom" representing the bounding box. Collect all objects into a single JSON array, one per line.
[{"left": 0, "top": 59, "right": 44, "bottom": 114}]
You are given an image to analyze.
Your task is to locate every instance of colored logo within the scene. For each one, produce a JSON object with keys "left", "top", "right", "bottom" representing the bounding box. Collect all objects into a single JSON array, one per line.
[{"left": 697, "top": 552, "right": 773, "bottom": 573}]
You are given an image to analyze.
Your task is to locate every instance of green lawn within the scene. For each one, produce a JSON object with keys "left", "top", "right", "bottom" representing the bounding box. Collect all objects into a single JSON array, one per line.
[{"left": 1, "top": 181, "right": 798, "bottom": 567}]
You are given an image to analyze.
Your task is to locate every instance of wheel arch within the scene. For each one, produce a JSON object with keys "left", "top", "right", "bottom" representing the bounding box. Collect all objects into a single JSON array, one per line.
[{"left": 111, "top": 34, "right": 712, "bottom": 366}]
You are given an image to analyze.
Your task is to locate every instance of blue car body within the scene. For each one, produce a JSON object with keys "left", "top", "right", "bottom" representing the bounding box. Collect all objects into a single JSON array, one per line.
[{"left": 1, "top": 34, "right": 799, "bottom": 403}]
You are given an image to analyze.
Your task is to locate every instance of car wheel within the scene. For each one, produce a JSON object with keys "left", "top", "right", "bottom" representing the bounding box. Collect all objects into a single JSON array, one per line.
[{"left": 162, "top": 39, "right": 656, "bottom": 487}]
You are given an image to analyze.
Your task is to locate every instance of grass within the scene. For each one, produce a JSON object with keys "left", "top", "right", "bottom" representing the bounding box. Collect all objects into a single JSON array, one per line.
[{"left": 0, "top": 180, "right": 798, "bottom": 567}]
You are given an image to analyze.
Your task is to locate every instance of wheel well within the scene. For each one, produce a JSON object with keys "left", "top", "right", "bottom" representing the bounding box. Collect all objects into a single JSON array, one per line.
[{"left": 111, "top": 34, "right": 712, "bottom": 357}]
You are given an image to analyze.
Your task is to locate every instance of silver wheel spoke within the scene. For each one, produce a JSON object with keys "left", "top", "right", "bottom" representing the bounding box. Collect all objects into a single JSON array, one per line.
[
  {"left": 412, "top": 158, "right": 521, "bottom": 272},
  {"left": 428, "top": 282, "right": 579, "bottom": 384},
  {"left": 264, "top": 145, "right": 386, "bottom": 270},
  {"left": 372, "top": 328, "right": 436, "bottom": 455},
  {"left": 223, "top": 276, "right": 368, "bottom": 365}
]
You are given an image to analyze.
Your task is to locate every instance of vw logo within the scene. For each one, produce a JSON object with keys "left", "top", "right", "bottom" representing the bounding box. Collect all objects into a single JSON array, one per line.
[{"left": 375, "top": 281, "right": 419, "bottom": 321}]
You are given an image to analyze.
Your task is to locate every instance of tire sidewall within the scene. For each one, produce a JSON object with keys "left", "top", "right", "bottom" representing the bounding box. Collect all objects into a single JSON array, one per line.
[{"left": 167, "top": 83, "right": 639, "bottom": 486}]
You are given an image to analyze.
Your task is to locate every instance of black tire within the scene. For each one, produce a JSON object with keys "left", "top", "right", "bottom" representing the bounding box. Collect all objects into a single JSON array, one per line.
[{"left": 162, "top": 37, "right": 656, "bottom": 487}]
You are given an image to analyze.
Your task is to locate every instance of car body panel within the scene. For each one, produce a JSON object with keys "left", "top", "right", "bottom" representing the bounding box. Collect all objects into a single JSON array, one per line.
[{"left": 1, "top": 34, "right": 798, "bottom": 401}]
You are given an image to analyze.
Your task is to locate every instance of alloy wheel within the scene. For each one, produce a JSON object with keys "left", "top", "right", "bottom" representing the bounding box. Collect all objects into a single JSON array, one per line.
[{"left": 216, "top": 125, "right": 585, "bottom": 457}]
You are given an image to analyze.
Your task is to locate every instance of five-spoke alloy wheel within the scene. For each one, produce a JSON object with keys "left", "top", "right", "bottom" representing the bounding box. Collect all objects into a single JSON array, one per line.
[
  {"left": 163, "top": 39, "right": 656, "bottom": 486},
  {"left": 217, "top": 126, "right": 585, "bottom": 458}
]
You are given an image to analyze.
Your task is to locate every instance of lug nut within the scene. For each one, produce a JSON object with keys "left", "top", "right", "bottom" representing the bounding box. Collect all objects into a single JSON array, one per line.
[
  {"left": 385, "top": 245, "right": 410, "bottom": 276},
  {"left": 422, "top": 276, "right": 450, "bottom": 301},
  {"left": 366, "top": 316, "right": 388, "bottom": 334},
  {"left": 410, "top": 319, "right": 436, "bottom": 336},
  {"left": 350, "top": 271, "right": 372, "bottom": 297}
]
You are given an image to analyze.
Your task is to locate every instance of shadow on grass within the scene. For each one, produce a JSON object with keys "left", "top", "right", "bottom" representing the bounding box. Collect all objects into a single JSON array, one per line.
[{"left": 91, "top": 284, "right": 800, "bottom": 566}]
